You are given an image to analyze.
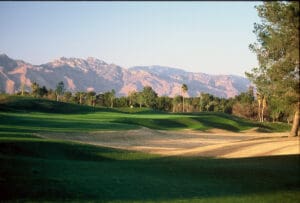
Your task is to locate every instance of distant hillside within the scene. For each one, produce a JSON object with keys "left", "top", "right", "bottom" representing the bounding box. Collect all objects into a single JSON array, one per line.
[{"left": 0, "top": 54, "right": 251, "bottom": 98}]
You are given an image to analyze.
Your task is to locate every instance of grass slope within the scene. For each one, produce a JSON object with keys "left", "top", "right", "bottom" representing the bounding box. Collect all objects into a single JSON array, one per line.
[
  {"left": 0, "top": 95, "right": 114, "bottom": 114},
  {"left": 0, "top": 95, "right": 290, "bottom": 136},
  {"left": 0, "top": 138, "right": 299, "bottom": 202},
  {"left": 0, "top": 95, "right": 298, "bottom": 202}
]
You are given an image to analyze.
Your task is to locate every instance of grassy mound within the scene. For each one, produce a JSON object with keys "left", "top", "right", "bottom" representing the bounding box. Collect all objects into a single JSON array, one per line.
[
  {"left": 0, "top": 95, "right": 115, "bottom": 114},
  {"left": 115, "top": 107, "right": 165, "bottom": 114},
  {"left": 0, "top": 95, "right": 297, "bottom": 202},
  {"left": 0, "top": 138, "right": 299, "bottom": 202},
  {"left": 0, "top": 95, "right": 290, "bottom": 138}
]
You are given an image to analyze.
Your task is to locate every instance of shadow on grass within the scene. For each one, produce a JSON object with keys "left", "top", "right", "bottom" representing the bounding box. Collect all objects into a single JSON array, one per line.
[
  {"left": 115, "top": 107, "right": 166, "bottom": 114},
  {"left": 0, "top": 111, "right": 280, "bottom": 134},
  {"left": 0, "top": 139, "right": 299, "bottom": 202},
  {"left": 0, "top": 113, "right": 138, "bottom": 133},
  {"left": 0, "top": 95, "right": 163, "bottom": 115},
  {"left": 0, "top": 98, "right": 117, "bottom": 114},
  {"left": 168, "top": 112, "right": 259, "bottom": 132},
  {"left": 113, "top": 112, "right": 260, "bottom": 131},
  {"left": 114, "top": 117, "right": 188, "bottom": 130}
]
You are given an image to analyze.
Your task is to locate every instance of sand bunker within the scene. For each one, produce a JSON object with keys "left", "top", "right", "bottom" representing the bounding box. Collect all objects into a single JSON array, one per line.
[{"left": 37, "top": 127, "right": 300, "bottom": 158}]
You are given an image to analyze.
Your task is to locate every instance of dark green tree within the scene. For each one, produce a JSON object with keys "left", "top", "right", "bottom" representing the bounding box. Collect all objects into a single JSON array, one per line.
[
  {"left": 96, "top": 93, "right": 105, "bottom": 106},
  {"left": 110, "top": 89, "right": 116, "bottom": 108},
  {"left": 31, "top": 82, "right": 40, "bottom": 98},
  {"left": 191, "top": 97, "right": 201, "bottom": 112},
  {"left": 141, "top": 86, "right": 158, "bottom": 108},
  {"left": 157, "top": 96, "right": 172, "bottom": 111},
  {"left": 199, "top": 93, "right": 214, "bottom": 111},
  {"left": 38, "top": 86, "right": 48, "bottom": 98},
  {"left": 128, "top": 90, "right": 136, "bottom": 107},
  {"left": 181, "top": 84, "right": 188, "bottom": 112},
  {"left": 63, "top": 91, "right": 72, "bottom": 103},
  {"left": 115, "top": 96, "right": 129, "bottom": 107},
  {"left": 55, "top": 81, "right": 65, "bottom": 102},
  {"left": 87, "top": 91, "right": 96, "bottom": 106},
  {"left": 246, "top": 2, "right": 299, "bottom": 136},
  {"left": 30, "top": 82, "right": 48, "bottom": 98},
  {"left": 102, "top": 91, "right": 112, "bottom": 107},
  {"left": 172, "top": 95, "right": 182, "bottom": 112},
  {"left": 136, "top": 92, "right": 144, "bottom": 108},
  {"left": 75, "top": 92, "right": 86, "bottom": 105}
]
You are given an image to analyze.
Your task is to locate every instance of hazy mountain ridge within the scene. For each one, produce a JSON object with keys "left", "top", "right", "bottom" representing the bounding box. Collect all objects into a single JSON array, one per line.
[{"left": 0, "top": 54, "right": 251, "bottom": 98}]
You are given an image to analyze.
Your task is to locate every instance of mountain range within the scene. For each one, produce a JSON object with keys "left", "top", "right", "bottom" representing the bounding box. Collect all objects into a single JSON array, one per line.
[{"left": 0, "top": 54, "right": 251, "bottom": 98}]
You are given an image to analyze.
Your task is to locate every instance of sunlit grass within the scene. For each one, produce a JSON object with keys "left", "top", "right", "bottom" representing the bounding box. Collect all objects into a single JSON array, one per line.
[{"left": 0, "top": 95, "right": 297, "bottom": 202}]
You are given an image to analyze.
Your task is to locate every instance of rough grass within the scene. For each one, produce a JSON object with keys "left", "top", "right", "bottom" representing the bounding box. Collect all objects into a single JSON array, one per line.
[{"left": 0, "top": 95, "right": 297, "bottom": 202}]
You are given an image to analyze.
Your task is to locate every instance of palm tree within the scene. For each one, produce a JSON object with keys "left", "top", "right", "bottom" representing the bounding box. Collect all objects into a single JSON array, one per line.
[
  {"left": 110, "top": 89, "right": 115, "bottom": 108},
  {"left": 21, "top": 81, "right": 25, "bottom": 96},
  {"left": 181, "top": 84, "right": 188, "bottom": 112}
]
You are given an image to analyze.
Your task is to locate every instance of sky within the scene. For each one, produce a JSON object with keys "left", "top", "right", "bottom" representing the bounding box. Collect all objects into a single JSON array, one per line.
[{"left": 0, "top": 2, "right": 262, "bottom": 76}]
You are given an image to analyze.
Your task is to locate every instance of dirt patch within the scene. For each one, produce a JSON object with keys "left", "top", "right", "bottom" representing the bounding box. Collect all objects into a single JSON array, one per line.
[{"left": 36, "top": 127, "right": 300, "bottom": 158}]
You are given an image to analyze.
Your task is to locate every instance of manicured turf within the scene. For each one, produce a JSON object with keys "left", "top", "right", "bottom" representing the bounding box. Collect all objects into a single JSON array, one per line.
[
  {"left": 0, "top": 95, "right": 298, "bottom": 202},
  {"left": 0, "top": 96, "right": 290, "bottom": 135},
  {"left": 0, "top": 138, "right": 299, "bottom": 202}
]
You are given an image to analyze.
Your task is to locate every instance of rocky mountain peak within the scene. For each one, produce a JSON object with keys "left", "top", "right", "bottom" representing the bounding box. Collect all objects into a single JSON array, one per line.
[
  {"left": 0, "top": 53, "right": 9, "bottom": 59},
  {"left": 0, "top": 54, "right": 251, "bottom": 98},
  {"left": 86, "top": 57, "right": 107, "bottom": 66}
]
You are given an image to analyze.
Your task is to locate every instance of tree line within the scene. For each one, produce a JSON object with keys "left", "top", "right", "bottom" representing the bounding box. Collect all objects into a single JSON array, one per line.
[{"left": 13, "top": 80, "right": 295, "bottom": 125}]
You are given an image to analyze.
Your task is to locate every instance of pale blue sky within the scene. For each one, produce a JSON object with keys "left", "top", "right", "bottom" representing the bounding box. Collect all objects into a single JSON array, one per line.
[{"left": 0, "top": 2, "right": 261, "bottom": 76}]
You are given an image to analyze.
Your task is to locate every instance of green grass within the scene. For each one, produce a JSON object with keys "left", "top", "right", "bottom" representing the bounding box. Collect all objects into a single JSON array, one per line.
[
  {"left": 0, "top": 138, "right": 299, "bottom": 202},
  {"left": 0, "top": 96, "right": 290, "bottom": 137},
  {"left": 0, "top": 95, "right": 298, "bottom": 202},
  {"left": 0, "top": 95, "right": 118, "bottom": 114}
]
